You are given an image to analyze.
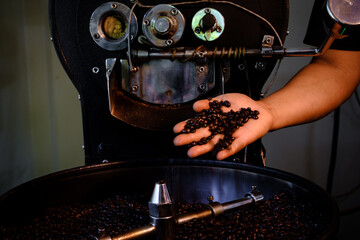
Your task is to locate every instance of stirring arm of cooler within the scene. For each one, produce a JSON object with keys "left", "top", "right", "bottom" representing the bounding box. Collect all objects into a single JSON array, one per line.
[{"left": 99, "top": 181, "right": 264, "bottom": 240}]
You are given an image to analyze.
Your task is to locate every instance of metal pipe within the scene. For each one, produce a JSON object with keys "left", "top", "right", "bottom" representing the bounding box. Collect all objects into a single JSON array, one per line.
[
  {"left": 175, "top": 208, "right": 213, "bottom": 225},
  {"left": 222, "top": 197, "right": 254, "bottom": 212},
  {"left": 111, "top": 225, "right": 157, "bottom": 240},
  {"left": 282, "top": 22, "right": 345, "bottom": 57}
]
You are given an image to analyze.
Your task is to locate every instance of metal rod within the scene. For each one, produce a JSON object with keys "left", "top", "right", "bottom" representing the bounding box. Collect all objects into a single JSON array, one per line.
[
  {"left": 131, "top": 22, "right": 346, "bottom": 62},
  {"left": 222, "top": 197, "right": 254, "bottom": 212},
  {"left": 101, "top": 186, "right": 264, "bottom": 240},
  {"left": 111, "top": 225, "right": 157, "bottom": 240},
  {"left": 131, "top": 44, "right": 325, "bottom": 61},
  {"left": 175, "top": 208, "right": 213, "bottom": 225}
]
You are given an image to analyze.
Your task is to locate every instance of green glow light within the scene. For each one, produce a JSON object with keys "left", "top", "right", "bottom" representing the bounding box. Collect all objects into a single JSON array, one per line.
[{"left": 341, "top": 27, "right": 347, "bottom": 35}]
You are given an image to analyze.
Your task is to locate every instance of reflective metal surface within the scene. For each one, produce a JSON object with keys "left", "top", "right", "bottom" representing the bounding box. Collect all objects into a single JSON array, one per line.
[
  {"left": 119, "top": 59, "right": 216, "bottom": 104},
  {"left": 192, "top": 8, "right": 225, "bottom": 41},
  {"left": 106, "top": 58, "right": 195, "bottom": 130},
  {"left": 0, "top": 159, "right": 339, "bottom": 239},
  {"left": 142, "top": 4, "right": 185, "bottom": 47},
  {"left": 89, "top": 2, "right": 138, "bottom": 51},
  {"left": 105, "top": 183, "right": 264, "bottom": 240},
  {"left": 328, "top": 0, "right": 360, "bottom": 25}
]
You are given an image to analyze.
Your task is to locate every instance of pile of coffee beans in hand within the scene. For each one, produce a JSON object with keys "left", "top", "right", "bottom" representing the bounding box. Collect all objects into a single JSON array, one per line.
[{"left": 181, "top": 99, "right": 259, "bottom": 153}]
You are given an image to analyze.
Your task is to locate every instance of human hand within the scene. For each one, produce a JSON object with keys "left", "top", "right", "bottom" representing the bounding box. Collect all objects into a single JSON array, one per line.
[{"left": 173, "top": 93, "right": 273, "bottom": 160}]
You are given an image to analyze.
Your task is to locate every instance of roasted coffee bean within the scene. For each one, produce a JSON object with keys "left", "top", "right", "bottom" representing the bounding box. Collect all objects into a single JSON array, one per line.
[
  {"left": 0, "top": 191, "right": 327, "bottom": 239},
  {"left": 181, "top": 100, "right": 260, "bottom": 154},
  {"left": 173, "top": 191, "right": 327, "bottom": 239},
  {"left": 223, "top": 100, "right": 231, "bottom": 108}
]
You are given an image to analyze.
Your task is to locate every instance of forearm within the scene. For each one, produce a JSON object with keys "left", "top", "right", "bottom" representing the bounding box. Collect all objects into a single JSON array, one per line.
[
  {"left": 173, "top": 50, "right": 360, "bottom": 160},
  {"left": 261, "top": 50, "right": 360, "bottom": 131}
]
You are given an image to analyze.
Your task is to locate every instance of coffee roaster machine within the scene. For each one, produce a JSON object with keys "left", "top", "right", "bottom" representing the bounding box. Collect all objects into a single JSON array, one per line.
[{"left": 1, "top": 0, "right": 359, "bottom": 238}]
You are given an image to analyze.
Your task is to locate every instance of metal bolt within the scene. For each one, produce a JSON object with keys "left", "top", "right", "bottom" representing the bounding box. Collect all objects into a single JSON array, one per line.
[
  {"left": 199, "top": 84, "right": 206, "bottom": 91},
  {"left": 195, "top": 27, "right": 201, "bottom": 34},
  {"left": 94, "top": 33, "right": 100, "bottom": 39},
  {"left": 238, "top": 64, "right": 245, "bottom": 71},
  {"left": 143, "top": 19, "right": 150, "bottom": 26},
  {"left": 111, "top": 3, "right": 117, "bottom": 9},
  {"left": 204, "top": 8, "right": 211, "bottom": 14},
  {"left": 197, "top": 51, "right": 205, "bottom": 58},
  {"left": 198, "top": 66, "right": 205, "bottom": 73},
  {"left": 265, "top": 37, "right": 272, "bottom": 44},
  {"left": 216, "top": 26, "right": 222, "bottom": 33},
  {"left": 92, "top": 67, "right": 100, "bottom": 74},
  {"left": 131, "top": 66, "right": 138, "bottom": 72},
  {"left": 131, "top": 85, "right": 139, "bottom": 92},
  {"left": 165, "top": 39, "right": 173, "bottom": 46},
  {"left": 171, "top": 8, "right": 178, "bottom": 16},
  {"left": 255, "top": 62, "right": 265, "bottom": 70}
]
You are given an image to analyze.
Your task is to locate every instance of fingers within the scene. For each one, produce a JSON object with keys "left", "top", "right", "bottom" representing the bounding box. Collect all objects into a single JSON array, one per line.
[
  {"left": 174, "top": 121, "right": 261, "bottom": 160},
  {"left": 173, "top": 124, "right": 222, "bottom": 158},
  {"left": 173, "top": 93, "right": 270, "bottom": 160},
  {"left": 173, "top": 99, "right": 213, "bottom": 134},
  {"left": 216, "top": 138, "right": 247, "bottom": 160},
  {"left": 173, "top": 128, "right": 211, "bottom": 146},
  {"left": 216, "top": 119, "right": 267, "bottom": 160},
  {"left": 187, "top": 134, "right": 223, "bottom": 158},
  {"left": 193, "top": 99, "right": 211, "bottom": 112},
  {"left": 173, "top": 121, "right": 186, "bottom": 134}
]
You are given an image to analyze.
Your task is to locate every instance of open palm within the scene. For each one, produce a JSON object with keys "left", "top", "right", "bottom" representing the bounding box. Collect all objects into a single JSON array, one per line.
[{"left": 173, "top": 93, "right": 273, "bottom": 160}]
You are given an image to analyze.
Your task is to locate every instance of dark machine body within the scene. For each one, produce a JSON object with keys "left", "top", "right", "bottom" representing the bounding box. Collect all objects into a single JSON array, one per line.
[
  {"left": 1, "top": 0, "right": 349, "bottom": 239},
  {"left": 49, "top": 0, "right": 289, "bottom": 165}
]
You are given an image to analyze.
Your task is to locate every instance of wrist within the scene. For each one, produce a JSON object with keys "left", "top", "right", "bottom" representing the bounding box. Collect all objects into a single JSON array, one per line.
[{"left": 257, "top": 99, "right": 277, "bottom": 132}]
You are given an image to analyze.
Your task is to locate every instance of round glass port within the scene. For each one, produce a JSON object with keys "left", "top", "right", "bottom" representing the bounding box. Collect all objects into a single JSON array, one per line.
[
  {"left": 328, "top": 0, "right": 360, "bottom": 25},
  {"left": 102, "top": 14, "right": 127, "bottom": 40},
  {"left": 89, "top": 2, "right": 138, "bottom": 51}
]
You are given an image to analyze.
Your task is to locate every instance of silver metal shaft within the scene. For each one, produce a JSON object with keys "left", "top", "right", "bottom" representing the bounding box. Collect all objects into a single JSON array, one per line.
[{"left": 100, "top": 184, "right": 264, "bottom": 240}]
